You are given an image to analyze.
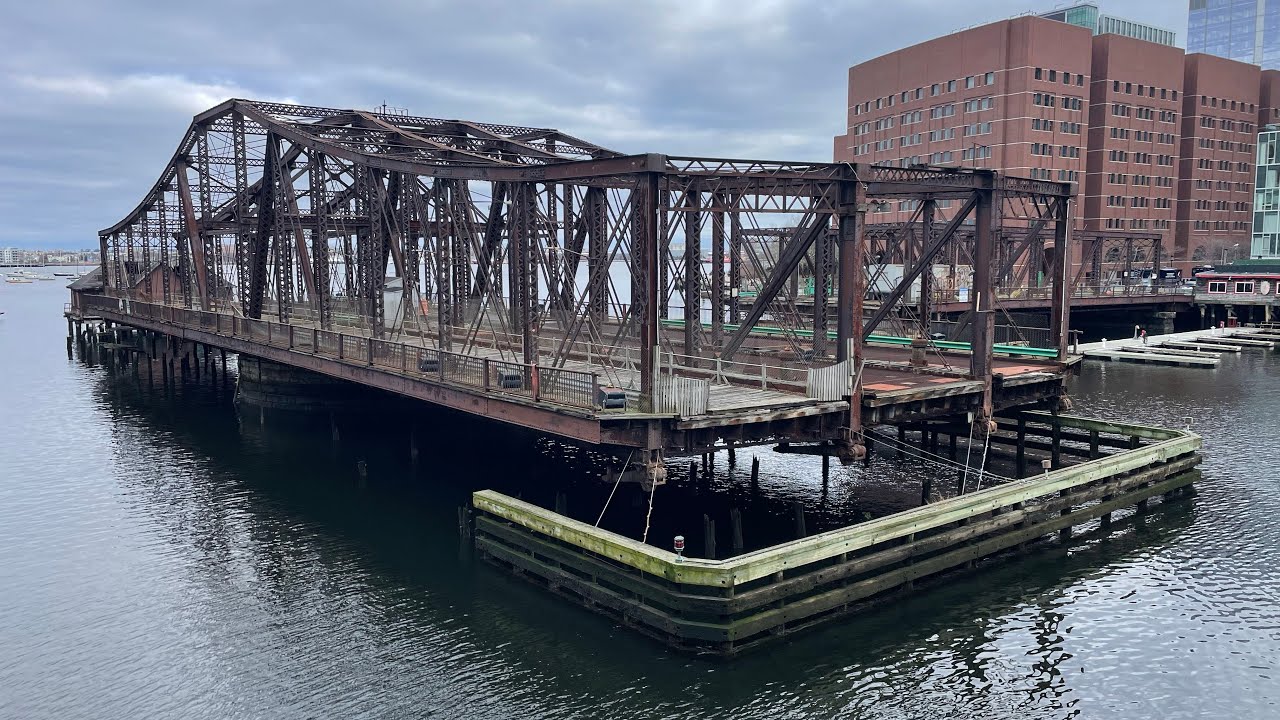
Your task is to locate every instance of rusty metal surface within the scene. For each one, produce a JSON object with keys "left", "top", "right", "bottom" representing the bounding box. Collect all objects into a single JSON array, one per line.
[{"left": 92, "top": 100, "right": 1076, "bottom": 455}]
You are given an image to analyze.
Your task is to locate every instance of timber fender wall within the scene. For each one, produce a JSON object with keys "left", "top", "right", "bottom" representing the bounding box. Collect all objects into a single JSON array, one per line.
[{"left": 472, "top": 412, "right": 1202, "bottom": 656}]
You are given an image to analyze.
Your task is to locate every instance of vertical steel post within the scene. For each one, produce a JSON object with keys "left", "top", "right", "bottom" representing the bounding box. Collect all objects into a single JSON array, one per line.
[
  {"left": 711, "top": 193, "right": 726, "bottom": 347},
  {"left": 919, "top": 198, "right": 936, "bottom": 332},
  {"left": 836, "top": 168, "right": 865, "bottom": 461},
  {"left": 684, "top": 182, "right": 701, "bottom": 356},
  {"left": 971, "top": 177, "right": 996, "bottom": 428},
  {"left": 639, "top": 172, "right": 661, "bottom": 410},
  {"left": 1050, "top": 195, "right": 1073, "bottom": 359}
]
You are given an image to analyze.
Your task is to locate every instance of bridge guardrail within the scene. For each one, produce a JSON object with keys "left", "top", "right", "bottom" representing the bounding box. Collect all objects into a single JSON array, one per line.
[{"left": 88, "top": 295, "right": 605, "bottom": 413}]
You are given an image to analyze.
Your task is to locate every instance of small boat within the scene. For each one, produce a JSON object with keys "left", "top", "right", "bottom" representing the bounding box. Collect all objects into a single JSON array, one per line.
[
  {"left": 53, "top": 272, "right": 77, "bottom": 277},
  {"left": 4, "top": 276, "right": 33, "bottom": 284}
]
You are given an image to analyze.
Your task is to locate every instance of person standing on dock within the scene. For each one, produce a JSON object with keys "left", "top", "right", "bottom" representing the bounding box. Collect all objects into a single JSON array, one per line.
[{"left": 1141, "top": 329, "right": 1148, "bottom": 345}]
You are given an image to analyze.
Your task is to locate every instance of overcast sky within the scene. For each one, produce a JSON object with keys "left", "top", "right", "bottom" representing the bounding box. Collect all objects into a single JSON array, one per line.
[{"left": 0, "top": 0, "right": 1186, "bottom": 248}]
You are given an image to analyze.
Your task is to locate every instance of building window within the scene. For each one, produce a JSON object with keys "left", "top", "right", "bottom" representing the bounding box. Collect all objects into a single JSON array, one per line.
[
  {"left": 947, "top": 80, "right": 956, "bottom": 92},
  {"left": 1035, "top": 68, "right": 1043, "bottom": 80},
  {"left": 1049, "top": 69, "right": 1057, "bottom": 82},
  {"left": 985, "top": 72, "right": 994, "bottom": 85},
  {"left": 1235, "top": 281, "right": 1255, "bottom": 293},
  {"left": 965, "top": 75, "right": 975, "bottom": 89}
]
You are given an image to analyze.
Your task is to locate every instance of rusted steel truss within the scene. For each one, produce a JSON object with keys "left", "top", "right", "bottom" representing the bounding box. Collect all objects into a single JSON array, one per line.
[{"left": 97, "top": 100, "right": 1073, "bottom": 452}]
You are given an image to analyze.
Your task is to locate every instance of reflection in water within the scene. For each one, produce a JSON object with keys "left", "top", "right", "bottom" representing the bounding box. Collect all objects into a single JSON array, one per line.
[{"left": 2, "top": 278, "right": 1278, "bottom": 719}]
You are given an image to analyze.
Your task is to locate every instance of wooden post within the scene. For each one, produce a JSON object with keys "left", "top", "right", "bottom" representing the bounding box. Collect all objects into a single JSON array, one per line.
[
  {"left": 727, "top": 445, "right": 736, "bottom": 466},
  {"left": 409, "top": 426, "right": 419, "bottom": 469},
  {"left": 1059, "top": 488, "right": 1072, "bottom": 540},
  {"left": 822, "top": 454, "right": 830, "bottom": 484},
  {"left": 792, "top": 501, "right": 807, "bottom": 539},
  {"left": 1089, "top": 429, "right": 1100, "bottom": 459},
  {"left": 1016, "top": 417, "right": 1027, "bottom": 476},
  {"left": 1051, "top": 423, "right": 1062, "bottom": 468},
  {"left": 730, "top": 507, "right": 744, "bottom": 554},
  {"left": 688, "top": 461, "right": 697, "bottom": 485},
  {"left": 750, "top": 456, "right": 760, "bottom": 488},
  {"left": 921, "top": 475, "right": 932, "bottom": 506},
  {"left": 703, "top": 514, "right": 716, "bottom": 559}
]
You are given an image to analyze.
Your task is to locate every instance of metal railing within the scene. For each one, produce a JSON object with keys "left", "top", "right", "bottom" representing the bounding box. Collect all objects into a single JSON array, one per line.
[{"left": 82, "top": 294, "right": 604, "bottom": 412}]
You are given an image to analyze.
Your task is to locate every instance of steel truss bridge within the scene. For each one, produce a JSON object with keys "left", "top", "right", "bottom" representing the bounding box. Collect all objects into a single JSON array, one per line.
[{"left": 84, "top": 99, "right": 1078, "bottom": 481}]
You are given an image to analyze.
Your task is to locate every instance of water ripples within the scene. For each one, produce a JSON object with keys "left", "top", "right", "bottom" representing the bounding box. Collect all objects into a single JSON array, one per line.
[{"left": 4, "top": 282, "right": 1280, "bottom": 718}]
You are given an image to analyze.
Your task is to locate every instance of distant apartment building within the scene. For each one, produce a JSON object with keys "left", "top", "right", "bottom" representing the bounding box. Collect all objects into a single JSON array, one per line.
[
  {"left": 834, "top": 16, "right": 1092, "bottom": 218},
  {"left": 0, "top": 247, "right": 20, "bottom": 265},
  {"left": 1084, "top": 33, "right": 1183, "bottom": 240},
  {"left": 835, "top": 11, "right": 1274, "bottom": 267},
  {"left": 1040, "top": 3, "right": 1176, "bottom": 45},
  {"left": 1188, "top": 0, "right": 1280, "bottom": 70},
  {"left": 1177, "top": 54, "right": 1260, "bottom": 262}
]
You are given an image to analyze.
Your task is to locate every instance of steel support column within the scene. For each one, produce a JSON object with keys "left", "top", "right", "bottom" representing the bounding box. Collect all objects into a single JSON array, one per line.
[
  {"left": 684, "top": 182, "right": 701, "bottom": 356},
  {"left": 638, "top": 172, "right": 661, "bottom": 411},
  {"left": 971, "top": 178, "right": 996, "bottom": 430},
  {"left": 836, "top": 171, "right": 865, "bottom": 461},
  {"left": 1049, "top": 197, "right": 1072, "bottom": 358},
  {"left": 919, "top": 198, "right": 936, "bottom": 330}
]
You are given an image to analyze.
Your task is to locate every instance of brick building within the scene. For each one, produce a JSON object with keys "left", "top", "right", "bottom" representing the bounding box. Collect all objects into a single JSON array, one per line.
[
  {"left": 1084, "top": 33, "right": 1183, "bottom": 240},
  {"left": 1176, "top": 54, "right": 1260, "bottom": 263},
  {"left": 834, "top": 16, "right": 1091, "bottom": 221},
  {"left": 836, "top": 14, "right": 1274, "bottom": 268}
]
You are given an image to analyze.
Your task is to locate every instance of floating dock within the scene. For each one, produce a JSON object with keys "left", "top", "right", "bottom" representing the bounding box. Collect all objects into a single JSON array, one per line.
[{"left": 1076, "top": 327, "right": 1273, "bottom": 367}]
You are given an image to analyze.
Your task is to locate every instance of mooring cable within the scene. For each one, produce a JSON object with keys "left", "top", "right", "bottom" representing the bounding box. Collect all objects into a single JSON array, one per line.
[
  {"left": 973, "top": 422, "right": 995, "bottom": 492},
  {"left": 595, "top": 450, "right": 634, "bottom": 527},
  {"left": 864, "top": 427, "right": 1011, "bottom": 482},
  {"left": 640, "top": 471, "right": 659, "bottom": 544},
  {"left": 959, "top": 416, "right": 977, "bottom": 494}
]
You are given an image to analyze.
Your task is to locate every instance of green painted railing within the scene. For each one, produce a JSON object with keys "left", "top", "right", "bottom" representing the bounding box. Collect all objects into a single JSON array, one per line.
[{"left": 657, "top": 319, "right": 1060, "bottom": 358}]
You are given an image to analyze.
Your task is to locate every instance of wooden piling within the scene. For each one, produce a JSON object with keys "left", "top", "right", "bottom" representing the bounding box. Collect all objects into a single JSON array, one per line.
[
  {"left": 1016, "top": 417, "right": 1027, "bottom": 476},
  {"left": 750, "top": 457, "right": 760, "bottom": 488},
  {"left": 822, "top": 454, "right": 830, "bottom": 484},
  {"left": 1051, "top": 424, "right": 1062, "bottom": 468},
  {"left": 410, "top": 426, "right": 420, "bottom": 468},
  {"left": 727, "top": 446, "right": 737, "bottom": 466},
  {"left": 730, "top": 508, "right": 744, "bottom": 554},
  {"left": 792, "top": 501, "right": 807, "bottom": 538},
  {"left": 703, "top": 514, "right": 716, "bottom": 559}
]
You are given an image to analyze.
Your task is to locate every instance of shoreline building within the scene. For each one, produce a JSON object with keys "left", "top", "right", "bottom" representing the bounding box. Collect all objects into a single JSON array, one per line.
[{"left": 835, "top": 10, "right": 1270, "bottom": 268}]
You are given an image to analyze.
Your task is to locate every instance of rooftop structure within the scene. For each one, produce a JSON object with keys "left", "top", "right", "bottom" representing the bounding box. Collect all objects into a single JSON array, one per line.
[{"left": 1040, "top": 3, "right": 1177, "bottom": 45}]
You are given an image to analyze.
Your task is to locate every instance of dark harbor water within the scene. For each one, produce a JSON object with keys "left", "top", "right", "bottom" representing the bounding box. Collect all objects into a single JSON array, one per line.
[{"left": 3, "top": 276, "right": 1280, "bottom": 719}]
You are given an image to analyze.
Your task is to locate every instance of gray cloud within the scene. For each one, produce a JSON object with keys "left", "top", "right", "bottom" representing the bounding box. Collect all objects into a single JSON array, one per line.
[{"left": 0, "top": 0, "right": 1186, "bottom": 247}]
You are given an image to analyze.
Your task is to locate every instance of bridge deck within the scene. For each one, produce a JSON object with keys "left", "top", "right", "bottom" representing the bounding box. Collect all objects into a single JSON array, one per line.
[{"left": 76, "top": 295, "right": 1069, "bottom": 451}]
